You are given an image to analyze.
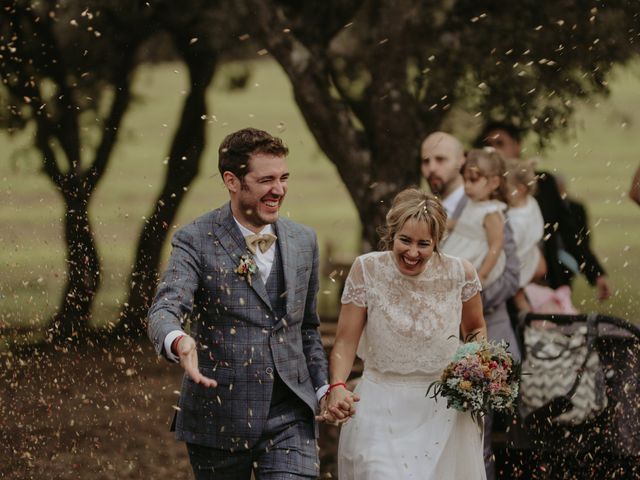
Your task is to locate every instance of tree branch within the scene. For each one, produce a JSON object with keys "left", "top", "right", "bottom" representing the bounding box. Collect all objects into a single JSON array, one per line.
[
  {"left": 327, "top": 60, "right": 373, "bottom": 134},
  {"left": 33, "top": 114, "right": 66, "bottom": 190},
  {"left": 0, "top": 62, "right": 66, "bottom": 189},
  {"left": 19, "top": 6, "right": 82, "bottom": 172},
  {"left": 366, "top": 0, "right": 421, "bottom": 164},
  {"left": 243, "top": 0, "right": 371, "bottom": 205},
  {"left": 84, "top": 51, "right": 136, "bottom": 194}
]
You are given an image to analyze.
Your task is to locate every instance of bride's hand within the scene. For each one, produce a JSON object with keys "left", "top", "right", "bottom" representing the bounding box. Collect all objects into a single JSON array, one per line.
[{"left": 325, "top": 385, "right": 360, "bottom": 424}]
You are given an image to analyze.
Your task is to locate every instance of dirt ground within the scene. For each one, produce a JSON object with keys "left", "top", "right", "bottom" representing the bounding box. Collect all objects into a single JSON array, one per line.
[
  {"left": 0, "top": 339, "right": 340, "bottom": 479},
  {"left": 3, "top": 335, "right": 640, "bottom": 479}
]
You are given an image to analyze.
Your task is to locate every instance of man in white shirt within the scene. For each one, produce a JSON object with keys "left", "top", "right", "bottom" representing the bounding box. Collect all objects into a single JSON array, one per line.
[
  {"left": 420, "top": 132, "right": 466, "bottom": 217},
  {"left": 420, "top": 131, "right": 520, "bottom": 308}
]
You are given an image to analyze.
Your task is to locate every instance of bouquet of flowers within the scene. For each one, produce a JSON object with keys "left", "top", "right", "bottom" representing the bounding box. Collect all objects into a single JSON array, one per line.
[{"left": 427, "top": 340, "right": 520, "bottom": 423}]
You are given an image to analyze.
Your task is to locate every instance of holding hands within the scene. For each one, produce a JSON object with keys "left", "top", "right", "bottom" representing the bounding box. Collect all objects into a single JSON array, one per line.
[
  {"left": 173, "top": 334, "right": 360, "bottom": 421},
  {"left": 316, "top": 382, "right": 360, "bottom": 425}
]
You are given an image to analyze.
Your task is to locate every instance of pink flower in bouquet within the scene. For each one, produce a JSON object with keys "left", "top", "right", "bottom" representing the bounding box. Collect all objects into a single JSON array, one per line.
[
  {"left": 488, "top": 381, "right": 502, "bottom": 393},
  {"left": 427, "top": 340, "right": 520, "bottom": 422}
]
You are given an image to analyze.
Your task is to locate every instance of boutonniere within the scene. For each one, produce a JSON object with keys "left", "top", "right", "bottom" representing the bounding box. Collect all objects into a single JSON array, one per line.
[{"left": 235, "top": 254, "right": 258, "bottom": 285}]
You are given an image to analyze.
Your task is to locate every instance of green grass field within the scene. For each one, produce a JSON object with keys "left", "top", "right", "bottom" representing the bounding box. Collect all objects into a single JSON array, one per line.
[{"left": 1, "top": 59, "right": 639, "bottom": 331}]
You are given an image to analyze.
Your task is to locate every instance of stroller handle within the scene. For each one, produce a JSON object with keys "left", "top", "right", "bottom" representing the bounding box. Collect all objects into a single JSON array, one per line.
[{"left": 520, "top": 312, "right": 640, "bottom": 341}]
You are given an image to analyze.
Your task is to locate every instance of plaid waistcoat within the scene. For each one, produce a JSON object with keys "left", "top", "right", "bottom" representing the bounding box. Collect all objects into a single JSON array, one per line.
[
  {"left": 265, "top": 244, "right": 296, "bottom": 406},
  {"left": 265, "top": 244, "right": 287, "bottom": 323}
]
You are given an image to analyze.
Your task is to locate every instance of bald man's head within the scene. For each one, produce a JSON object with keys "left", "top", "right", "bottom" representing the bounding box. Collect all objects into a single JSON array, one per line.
[{"left": 420, "top": 132, "right": 465, "bottom": 198}]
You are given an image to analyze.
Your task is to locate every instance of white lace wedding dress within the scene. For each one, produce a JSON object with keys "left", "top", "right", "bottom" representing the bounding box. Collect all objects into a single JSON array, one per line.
[{"left": 338, "top": 251, "right": 487, "bottom": 480}]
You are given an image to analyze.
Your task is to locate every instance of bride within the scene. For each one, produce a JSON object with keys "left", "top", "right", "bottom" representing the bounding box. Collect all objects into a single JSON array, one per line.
[{"left": 325, "top": 188, "right": 487, "bottom": 479}]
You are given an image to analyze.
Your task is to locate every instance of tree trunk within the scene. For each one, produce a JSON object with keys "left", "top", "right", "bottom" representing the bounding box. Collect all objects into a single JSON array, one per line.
[
  {"left": 116, "top": 53, "right": 217, "bottom": 337},
  {"left": 348, "top": 0, "right": 422, "bottom": 249},
  {"left": 50, "top": 191, "right": 100, "bottom": 342},
  {"left": 4, "top": 3, "right": 144, "bottom": 345},
  {"left": 245, "top": 0, "right": 422, "bottom": 251}
]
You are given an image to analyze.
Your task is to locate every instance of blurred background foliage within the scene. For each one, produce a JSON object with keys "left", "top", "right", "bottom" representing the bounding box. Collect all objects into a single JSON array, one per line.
[{"left": 1, "top": 0, "right": 640, "bottom": 345}]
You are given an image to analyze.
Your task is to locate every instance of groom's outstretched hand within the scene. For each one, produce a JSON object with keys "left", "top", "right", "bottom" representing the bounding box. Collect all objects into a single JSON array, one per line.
[{"left": 175, "top": 335, "right": 218, "bottom": 388}]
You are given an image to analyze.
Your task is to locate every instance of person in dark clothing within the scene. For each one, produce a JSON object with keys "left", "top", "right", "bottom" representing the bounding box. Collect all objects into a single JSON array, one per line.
[
  {"left": 554, "top": 174, "right": 611, "bottom": 298},
  {"left": 475, "top": 121, "right": 611, "bottom": 301}
]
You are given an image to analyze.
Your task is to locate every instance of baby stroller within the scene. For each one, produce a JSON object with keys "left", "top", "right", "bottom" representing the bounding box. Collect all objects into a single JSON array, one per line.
[{"left": 494, "top": 312, "right": 640, "bottom": 479}]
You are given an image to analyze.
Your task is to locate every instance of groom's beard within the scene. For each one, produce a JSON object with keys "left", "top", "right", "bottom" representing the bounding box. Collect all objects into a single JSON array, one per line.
[{"left": 237, "top": 182, "right": 284, "bottom": 228}]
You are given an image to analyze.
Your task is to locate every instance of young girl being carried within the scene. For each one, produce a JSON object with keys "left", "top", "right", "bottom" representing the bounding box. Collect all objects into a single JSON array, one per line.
[
  {"left": 505, "top": 160, "right": 578, "bottom": 314},
  {"left": 504, "top": 158, "right": 547, "bottom": 312},
  {"left": 442, "top": 148, "right": 509, "bottom": 287}
]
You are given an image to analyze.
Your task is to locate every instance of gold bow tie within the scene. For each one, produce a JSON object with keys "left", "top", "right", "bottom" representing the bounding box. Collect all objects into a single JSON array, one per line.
[{"left": 245, "top": 233, "right": 277, "bottom": 254}]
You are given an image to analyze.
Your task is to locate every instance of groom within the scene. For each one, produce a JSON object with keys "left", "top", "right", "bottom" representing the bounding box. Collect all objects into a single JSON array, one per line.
[{"left": 148, "top": 128, "right": 336, "bottom": 479}]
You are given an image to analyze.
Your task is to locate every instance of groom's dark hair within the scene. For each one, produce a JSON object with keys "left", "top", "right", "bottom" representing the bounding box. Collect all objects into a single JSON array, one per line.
[{"left": 219, "top": 128, "right": 289, "bottom": 182}]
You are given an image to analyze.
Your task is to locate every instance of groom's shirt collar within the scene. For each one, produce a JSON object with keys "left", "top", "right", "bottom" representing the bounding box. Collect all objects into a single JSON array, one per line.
[
  {"left": 233, "top": 217, "right": 276, "bottom": 284},
  {"left": 233, "top": 218, "right": 274, "bottom": 238}
]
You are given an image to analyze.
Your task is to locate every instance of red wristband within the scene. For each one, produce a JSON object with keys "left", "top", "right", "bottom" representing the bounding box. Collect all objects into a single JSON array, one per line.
[
  {"left": 171, "top": 335, "right": 186, "bottom": 356},
  {"left": 327, "top": 382, "right": 347, "bottom": 395}
]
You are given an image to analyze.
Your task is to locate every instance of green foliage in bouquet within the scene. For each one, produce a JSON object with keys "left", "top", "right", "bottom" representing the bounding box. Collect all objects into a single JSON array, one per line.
[{"left": 427, "top": 340, "right": 520, "bottom": 424}]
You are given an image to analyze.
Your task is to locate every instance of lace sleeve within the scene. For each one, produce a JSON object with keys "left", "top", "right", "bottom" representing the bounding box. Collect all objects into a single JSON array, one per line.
[
  {"left": 340, "top": 256, "right": 367, "bottom": 307},
  {"left": 461, "top": 258, "right": 482, "bottom": 302}
]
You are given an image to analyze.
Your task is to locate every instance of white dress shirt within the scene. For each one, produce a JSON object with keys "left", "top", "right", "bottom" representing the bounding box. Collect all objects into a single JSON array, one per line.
[{"left": 233, "top": 220, "right": 276, "bottom": 284}]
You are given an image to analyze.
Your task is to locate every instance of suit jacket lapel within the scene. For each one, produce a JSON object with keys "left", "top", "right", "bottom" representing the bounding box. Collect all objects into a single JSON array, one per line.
[
  {"left": 274, "top": 218, "right": 297, "bottom": 322},
  {"left": 214, "top": 203, "right": 272, "bottom": 310}
]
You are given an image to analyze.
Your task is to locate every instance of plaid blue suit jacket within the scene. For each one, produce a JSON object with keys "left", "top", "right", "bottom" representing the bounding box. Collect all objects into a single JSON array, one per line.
[{"left": 147, "top": 203, "right": 328, "bottom": 450}]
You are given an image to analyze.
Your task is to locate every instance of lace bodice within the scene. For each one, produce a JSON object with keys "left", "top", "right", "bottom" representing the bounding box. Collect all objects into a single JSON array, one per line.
[{"left": 341, "top": 251, "right": 481, "bottom": 375}]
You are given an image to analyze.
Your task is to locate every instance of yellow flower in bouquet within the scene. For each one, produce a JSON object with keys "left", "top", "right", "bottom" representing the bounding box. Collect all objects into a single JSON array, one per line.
[{"left": 427, "top": 340, "right": 520, "bottom": 423}]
